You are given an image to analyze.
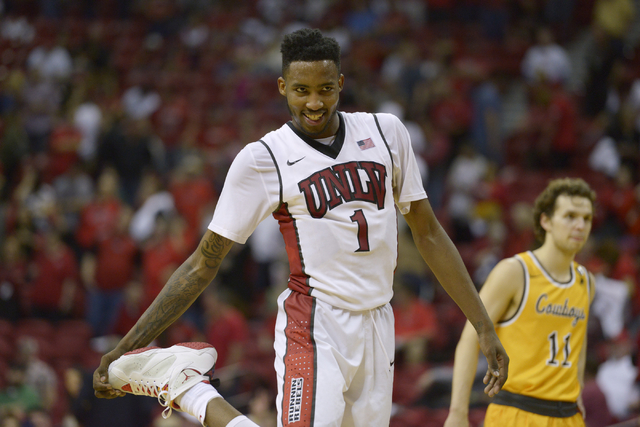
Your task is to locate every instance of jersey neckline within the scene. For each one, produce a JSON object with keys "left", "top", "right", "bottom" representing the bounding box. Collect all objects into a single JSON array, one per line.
[
  {"left": 527, "top": 250, "right": 575, "bottom": 288},
  {"left": 286, "top": 112, "right": 345, "bottom": 159}
]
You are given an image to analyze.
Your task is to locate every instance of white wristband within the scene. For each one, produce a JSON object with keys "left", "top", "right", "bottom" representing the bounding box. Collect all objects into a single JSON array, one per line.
[{"left": 226, "top": 415, "right": 260, "bottom": 427}]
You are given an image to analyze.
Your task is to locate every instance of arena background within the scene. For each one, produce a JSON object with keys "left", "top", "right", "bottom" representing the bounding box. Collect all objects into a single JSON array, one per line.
[{"left": 0, "top": 0, "right": 639, "bottom": 426}]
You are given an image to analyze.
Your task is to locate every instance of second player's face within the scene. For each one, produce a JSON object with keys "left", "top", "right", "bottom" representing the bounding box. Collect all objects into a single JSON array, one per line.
[
  {"left": 542, "top": 195, "right": 593, "bottom": 254},
  {"left": 278, "top": 60, "right": 344, "bottom": 139}
]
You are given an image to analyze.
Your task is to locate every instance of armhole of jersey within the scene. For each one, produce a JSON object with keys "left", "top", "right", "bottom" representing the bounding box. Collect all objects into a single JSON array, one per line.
[
  {"left": 498, "top": 255, "right": 529, "bottom": 327},
  {"left": 259, "top": 140, "right": 283, "bottom": 212},
  {"left": 373, "top": 114, "right": 395, "bottom": 180},
  {"left": 579, "top": 265, "right": 593, "bottom": 303}
]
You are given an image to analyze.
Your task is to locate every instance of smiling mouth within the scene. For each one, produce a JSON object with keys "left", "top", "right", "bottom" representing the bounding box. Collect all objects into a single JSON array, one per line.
[{"left": 304, "top": 112, "right": 324, "bottom": 122}]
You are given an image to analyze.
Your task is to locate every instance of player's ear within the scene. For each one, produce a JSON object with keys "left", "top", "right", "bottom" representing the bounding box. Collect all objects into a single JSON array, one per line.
[
  {"left": 338, "top": 74, "right": 344, "bottom": 92},
  {"left": 540, "top": 213, "right": 551, "bottom": 232},
  {"left": 278, "top": 77, "right": 286, "bottom": 96}
]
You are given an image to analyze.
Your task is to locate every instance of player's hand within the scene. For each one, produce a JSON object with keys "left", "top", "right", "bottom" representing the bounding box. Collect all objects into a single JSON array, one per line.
[
  {"left": 478, "top": 328, "right": 509, "bottom": 398},
  {"left": 93, "top": 349, "right": 127, "bottom": 399},
  {"left": 443, "top": 410, "right": 469, "bottom": 427}
]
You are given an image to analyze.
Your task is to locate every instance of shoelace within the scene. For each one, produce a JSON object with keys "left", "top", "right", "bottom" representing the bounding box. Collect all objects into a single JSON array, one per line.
[
  {"left": 128, "top": 378, "right": 175, "bottom": 418},
  {"left": 158, "top": 389, "right": 174, "bottom": 419}
]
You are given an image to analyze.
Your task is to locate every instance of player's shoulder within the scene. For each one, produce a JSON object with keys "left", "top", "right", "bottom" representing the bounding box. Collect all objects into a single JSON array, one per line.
[
  {"left": 232, "top": 139, "right": 278, "bottom": 168},
  {"left": 371, "top": 111, "right": 403, "bottom": 126},
  {"left": 482, "top": 256, "right": 526, "bottom": 298},
  {"left": 260, "top": 122, "right": 294, "bottom": 145},
  {"left": 342, "top": 111, "right": 403, "bottom": 129},
  {"left": 574, "top": 264, "right": 597, "bottom": 302},
  {"left": 574, "top": 261, "right": 590, "bottom": 278},
  {"left": 490, "top": 256, "right": 526, "bottom": 282}
]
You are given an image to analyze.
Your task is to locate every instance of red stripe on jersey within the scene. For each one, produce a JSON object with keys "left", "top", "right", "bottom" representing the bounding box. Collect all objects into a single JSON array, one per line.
[
  {"left": 281, "top": 291, "right": 316, "bottom": 426},
  {"left": 273, "top": 203, "right": 311, "bottom": 295}
]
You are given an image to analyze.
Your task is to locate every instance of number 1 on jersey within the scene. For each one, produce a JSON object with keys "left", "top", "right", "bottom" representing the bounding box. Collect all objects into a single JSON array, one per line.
[{"left": 350, "top": 209, "right": 370, "bottom": 252}]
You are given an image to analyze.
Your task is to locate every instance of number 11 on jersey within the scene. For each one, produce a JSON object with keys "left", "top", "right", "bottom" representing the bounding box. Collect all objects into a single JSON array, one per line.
[{"left": 547, "top": 331, "right": 572, "bottom": 368}]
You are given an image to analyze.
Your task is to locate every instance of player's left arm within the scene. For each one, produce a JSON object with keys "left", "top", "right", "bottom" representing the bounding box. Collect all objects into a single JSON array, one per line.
[
  {"left": 578, "top": 271, "right": 597, "bottom": 417},
  {"left": 403, "top": 197, "right": 509, "bottom": 393}
]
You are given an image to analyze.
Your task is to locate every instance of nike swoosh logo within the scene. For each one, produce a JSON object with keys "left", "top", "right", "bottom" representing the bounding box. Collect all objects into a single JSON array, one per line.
[{"left": 287, "top": 157, "right": 305, "bottom": 166}]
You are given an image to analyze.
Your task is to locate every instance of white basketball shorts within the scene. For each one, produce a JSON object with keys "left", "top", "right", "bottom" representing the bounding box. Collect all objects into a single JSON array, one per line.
[{"left": 273, "top": 289, "right": 395, "bottom": 427}]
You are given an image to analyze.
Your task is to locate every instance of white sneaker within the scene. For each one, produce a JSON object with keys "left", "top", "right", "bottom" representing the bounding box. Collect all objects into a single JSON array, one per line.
[{"left": 108, "top": 342, "right": 218, "bottom": 418}]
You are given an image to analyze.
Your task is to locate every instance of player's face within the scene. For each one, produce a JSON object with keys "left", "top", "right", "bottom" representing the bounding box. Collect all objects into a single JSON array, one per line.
[
  {"left": 278, "top": 60, "right": 344, "bottom": 139},
  {"left": 541, "top": 194, "right": 593, "bottom": 254}
]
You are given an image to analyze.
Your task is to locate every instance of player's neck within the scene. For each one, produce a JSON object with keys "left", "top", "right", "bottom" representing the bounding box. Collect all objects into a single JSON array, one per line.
[{"left": 532, "top": 244, "right": 575, "bottom": 281}]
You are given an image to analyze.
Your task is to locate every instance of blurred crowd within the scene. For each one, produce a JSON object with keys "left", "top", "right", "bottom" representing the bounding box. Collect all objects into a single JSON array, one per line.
[{"left": 0, "top": 0, "right": 640, "bottom": 426}]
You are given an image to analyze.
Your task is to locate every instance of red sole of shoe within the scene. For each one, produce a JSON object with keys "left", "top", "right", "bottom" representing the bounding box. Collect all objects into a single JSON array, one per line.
[
  {"left": 124, "top": 342, "right": 214, "bottom": 356},
  {"left": 173, "top": 342, "right": 214, "bottom": 350},
  {"left": 124, "top": 346, "right": 161, "bottom": 355}
]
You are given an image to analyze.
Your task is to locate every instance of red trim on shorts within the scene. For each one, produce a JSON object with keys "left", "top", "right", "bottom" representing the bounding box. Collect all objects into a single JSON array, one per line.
[
  {"left": 273, "top": 204, "right": 311, "bottom": 295},
  {"left": 281, "top": 291, "right": 316, "bottom": 426}
]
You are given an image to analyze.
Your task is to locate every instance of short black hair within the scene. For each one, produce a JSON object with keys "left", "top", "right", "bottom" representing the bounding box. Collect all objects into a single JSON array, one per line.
[{"left": 280, "top": 28, "right": 341, "bottom": 76}]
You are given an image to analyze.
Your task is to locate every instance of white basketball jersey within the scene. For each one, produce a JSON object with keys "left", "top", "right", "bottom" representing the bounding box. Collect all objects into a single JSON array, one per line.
[{"left": 208, "top": 112, "right": 427, "bottom": 310}]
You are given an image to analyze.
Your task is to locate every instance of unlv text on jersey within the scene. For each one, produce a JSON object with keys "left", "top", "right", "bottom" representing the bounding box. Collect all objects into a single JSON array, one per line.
[{"left": 297, "top": 161, "right": 387, "bottom": 218}]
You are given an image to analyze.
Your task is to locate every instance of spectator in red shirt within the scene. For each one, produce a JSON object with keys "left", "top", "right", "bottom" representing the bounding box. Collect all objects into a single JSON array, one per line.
[
  {"left": 43, "top": 116, "right": 82, "bottom": 183},
  {"left": 110, "top": 281, "right": 145, "bottom": 338},
  {"left": 82, "top": 207, "right": 138, "bottom": 336},
  {"left": 169, "top": 155, "right": 217, "bottom": 234},
  {"left": 140, "top": 213, "right": 193, "bottom": 308},
  {"left": 392, "top": 279, "right": 438, "bottom": 368},
  {"left": 75, "top": 167, "right": 123, "bottom": 250},
  {"left": 151, "top": 85, "right": 189, "bottom": 169},
  {"left": 391, "top": 278, "right": 439, "bottom": 407},
  {"left": 202, "top": 285, "right": 249, "bottom": 371},
  {"left": 524, "top": 81, "right": 578, "bottom": 169},
  {"left": 169, "top": 155, "right": 216, "bottom": 233},
  {"left": 27, "top": 228, "right": 80, "bottom": 321}
]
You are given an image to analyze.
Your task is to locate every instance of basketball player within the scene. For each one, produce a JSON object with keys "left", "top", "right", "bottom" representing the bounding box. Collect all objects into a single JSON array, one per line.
[
  {"left": 444, "top": 178, "right": 596, "bottom": 427},
  {"left": 94, "top": 28, "right": 508, "bottom": 427}
]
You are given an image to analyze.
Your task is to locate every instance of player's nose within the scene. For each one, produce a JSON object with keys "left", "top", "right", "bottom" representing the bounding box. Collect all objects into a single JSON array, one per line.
[{"left": 306, "top": 92, "right": 324, "bottom": 110}]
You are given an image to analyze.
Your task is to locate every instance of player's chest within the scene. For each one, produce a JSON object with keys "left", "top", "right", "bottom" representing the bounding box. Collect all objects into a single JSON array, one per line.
[
  {"left": 526, "top": 284, "right": 589, "bottom": 328},
  {"left": 278, "top": 143, "right": 392, "bottom": 219}
]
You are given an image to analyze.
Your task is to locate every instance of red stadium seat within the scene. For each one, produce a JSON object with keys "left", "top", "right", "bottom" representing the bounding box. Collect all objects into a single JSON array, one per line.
[
  {"left": 0, "top": 319, "right": 13, "bottom": 338},
  {"left": 51, "top": 333, "right": 89, "bottom": 362},
  {"left": 15, "top": 318, "right": 55, "bottom": 340},
  {"left": 0, "top": 357, "right": 8, "bottom": 389},
  {"left": 0, "top": 335, "right": 15, "bottom": 362},
  {"left": 55, "top": 319, "right": 93, "bottom": 341}
]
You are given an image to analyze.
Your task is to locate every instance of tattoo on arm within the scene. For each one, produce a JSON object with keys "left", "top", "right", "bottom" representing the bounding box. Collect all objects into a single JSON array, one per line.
[
  {"left": 201, "top": 233, "right": 233, "bottom": 269},
  {"left": 131, "top": 233, "right": 233, "bottom": 348}
]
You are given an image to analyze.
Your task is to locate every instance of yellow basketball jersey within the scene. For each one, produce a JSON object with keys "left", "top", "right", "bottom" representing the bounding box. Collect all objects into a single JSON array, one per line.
[{"left": 496, "top": 251, "right": 591, "bottom": 402}]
